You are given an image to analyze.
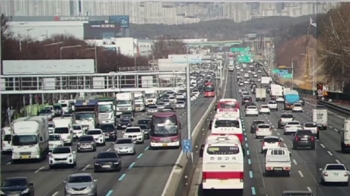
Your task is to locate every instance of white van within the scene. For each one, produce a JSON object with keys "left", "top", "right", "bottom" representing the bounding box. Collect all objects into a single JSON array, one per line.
[
  {"left": 265, "top": 147, "right": 291, "bottom": 176},
  {"left": 1, "top": 126, "right": 12, "bottom": 153}
]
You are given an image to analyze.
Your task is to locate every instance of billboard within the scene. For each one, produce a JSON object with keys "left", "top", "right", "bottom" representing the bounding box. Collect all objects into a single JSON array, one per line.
[
  {"left": 109, "top": 15, "right": 129, "bottom": 28},
  {"left": 168, "top": 54, "right": 202, "bottom": 64},
  {"left": 3, "top": 59, "right": 95, "bottom": 75},
  {"left": 83, "top": 22, "right": 121, "bottom": 39}
]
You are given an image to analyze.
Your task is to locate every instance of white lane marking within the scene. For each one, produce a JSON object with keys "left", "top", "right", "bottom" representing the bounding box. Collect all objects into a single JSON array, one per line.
[
  {"left": 335, "top": 159, "right": 341, "bottom": 164},
  {"left": 82, "top": 164, "right": 90, "bottom": 171},
  {"left": 334, "top": 129, "right": 338, "bottom": 132},
  {"left": 293, "top": 159, "right": 298, "bottom": 165},
  {"left": 329, "top": 126, "right": 333, "bottom": 128},
  {"left": 6, "top": 162, "right": 11, "bottom": 165},
  {"left": 327, "top": 151, "right": 333, "bottom": 156},
  {"left": 320, "top": 144, "right": 325, "bottom": 148},
  {"left": 52, "top": 192, "right": 59, "bottom": 196},
  {"left": 298, "top": 170, "right": 304, "bottom": 177},
  {"left": 107, "top": 148, "right": 111, "bottom": 151},
  {"left": 277, "top": 132, "right": 280, "bottom": 135},
  {"left": 34, "top": 166, "right": 45, "bottom": 173},
  {"left": 280, "top": 137, "right": 284, "bottom": 141},
  {"left": 307, "top": 187, "right": 312, "bottom": 192}
]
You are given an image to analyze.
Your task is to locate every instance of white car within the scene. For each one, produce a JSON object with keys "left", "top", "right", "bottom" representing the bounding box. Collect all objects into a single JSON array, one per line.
[
  {"left": 175, "top": 101, "right": 186, "bottom": 109},
  {"left": 86, "top": 129, "right": 106, "bottom": 146},
  {"left": 54, "top": 127, "right": 73, "bottom": 145},
  {"left": 49, "top": 146, "right": 77, "bottom": 169},
  {"left": 48, "top": 123, "right": 55, "bottom": 134},
  {"left": 259, "top": 105, "right": 271, "bottom": 114},
  {"left": 303, "top": 122, "right": 319, "bottom": 139},
  {"left": 267, "top": 100, "right": 278, "bottom": 111},
  {"left": 257, "top": 79, "right": 261, "bottom": 82},
  {"left": 255, "top": 124, "right": 272, "bottom": 138},
  {"left": 276, "top": 96, "right": 285, "bottom": 102},
  {"left": 261, "top": 136, "right": 282, "bottom": 153},
  {"left": 320, "top": 164, "right": 349, "bottom": 185},
  {"left": 244, "top": 80, "right": 249, "bottom": 84},
  {"left": 258, "top": 70, "right": 262, "bottom": 73},
  {"left": 123, "top": 127, "right": 145, "bottom": 144},
  {"left": 245, "top": 106, "right": 259, "bottom": 116},
  {"left": 49, "top": 134, "right": 64, "bottom": 151},
  {"left": 239, "top": 82, "right": 244, "bottom": 86},
  {"left": 292, "top": 103, "right": 303, "bottom": 112},
  {"left": 71, "top": 124, "right": 84, "bottom": 139},
  {"left": 248, "top": 70, "right": 252, "bottom": 73},
  {"left": 253, "top": 74, "right": 258, "bottom": 78},
  {"left": 169, "top": 96, "right": 176, "bottom": 103},
  {"left": 283, "top": 121, "right": 302, "bottom": 135}
]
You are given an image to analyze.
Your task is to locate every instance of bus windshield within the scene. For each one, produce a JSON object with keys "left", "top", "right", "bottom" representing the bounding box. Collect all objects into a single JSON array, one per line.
[
  {"left": 207, "top": 146, "right": 240, "bottom": 155},
  {"left": 204, "top": 86, "right": 214, "bottom": 92},
  {"left": 215, "top": 120, "right": 240, "bottom": 128},
  {"left": 150, "top": 115, "right": 178, "bottom": 136},
  {"left": 218, "top": 101, "right": 238, "bottom": 109}
]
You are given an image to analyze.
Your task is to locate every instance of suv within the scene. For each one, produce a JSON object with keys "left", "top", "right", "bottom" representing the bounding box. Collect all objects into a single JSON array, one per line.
[
  {"left": 250, "top": 120, "right": 265, "bottom": 133},
  {"left": 242, "top": 96, "right": 252, "bottom": 105},
  {"left": 267, "top": 100, "right": 278, "bottom": 111},
  {"left": 278, "top": 113, "right": 294, "bottom": 129},
  {"left": 292, "top": 130, "right": 316, "bottom": 150}
]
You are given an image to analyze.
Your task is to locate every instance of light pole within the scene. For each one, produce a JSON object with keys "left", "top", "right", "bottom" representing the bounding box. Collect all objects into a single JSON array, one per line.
[
  {"left": 60, "top": 45, "right": 81, "bottom": 59},
  {"left": 18, "top": 28, "right": 34, "bottom": 52},
  {"left": 85, "top": 47, "right": 98, "bottom": 73},
  {"left": 185, "top": 45, "right": 192, "bottom": 162}
]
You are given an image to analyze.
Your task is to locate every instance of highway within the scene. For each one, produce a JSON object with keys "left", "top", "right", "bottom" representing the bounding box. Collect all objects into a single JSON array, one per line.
[{"left": 1, "top": 94, "right": 213, "bottom": 196}]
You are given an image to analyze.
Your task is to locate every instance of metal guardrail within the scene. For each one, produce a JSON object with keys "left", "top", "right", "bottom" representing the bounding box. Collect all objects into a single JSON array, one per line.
[{"left": 318, "top": 100, "right": 350, "bottom": 115}]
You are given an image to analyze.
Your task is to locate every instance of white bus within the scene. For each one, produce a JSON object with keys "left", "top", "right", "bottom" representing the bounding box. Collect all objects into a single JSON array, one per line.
[
  {"left": 210, "top": 114, "right": 243, "bottom": 143},
  {"left": 200, "top": 135, "right": 244, "bottom": 191}
]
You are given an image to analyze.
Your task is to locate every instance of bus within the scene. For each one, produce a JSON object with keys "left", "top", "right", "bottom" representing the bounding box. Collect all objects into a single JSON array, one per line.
[
  {"left": 200, "top": 135, "right": 244, "bottom": 192},
  {"left": 216, "top": 99, "right": 240, "bottom": 112},
  {"left": 149, "top": 112, "right": 181, "bottom": 148},
  {"left": 204, "top": 82, "right": 215, "bottom": 97},
  {"left": 210, "top": 114, "right": 243, "bottom": 143}
]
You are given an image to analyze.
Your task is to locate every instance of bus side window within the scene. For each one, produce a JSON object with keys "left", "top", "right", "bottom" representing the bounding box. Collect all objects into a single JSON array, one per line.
[
  {"left": 241, "top": 145, "right": 246, "bottom": 157},
  {"left": 208, "top": 121, "right": 213, "bottom": 130},
  {"left": 199, "top": 144, "right": 204, "bottom": 157}
]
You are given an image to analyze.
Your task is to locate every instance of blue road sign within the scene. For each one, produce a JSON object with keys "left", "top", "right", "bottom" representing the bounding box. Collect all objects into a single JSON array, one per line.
[{"left": 182, "top": 139, "right": 192, "bottom": 153}]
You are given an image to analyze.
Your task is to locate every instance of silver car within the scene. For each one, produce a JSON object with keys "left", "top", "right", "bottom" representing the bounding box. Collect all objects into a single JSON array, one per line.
[
  {"left": 64, "top": 173, "right": 97, "bottom": 196},
  {"left": 146, "top": 105, "right": 158, "bottom": 115},
  {"left": 175, "top": 101, "right": 186, "bottom": 109},
  {"left": 157, "top": 102, "right": 165, "bottom": 110},
  {"left": 114, "top": 138, "right": 136, "bottom": 155}
]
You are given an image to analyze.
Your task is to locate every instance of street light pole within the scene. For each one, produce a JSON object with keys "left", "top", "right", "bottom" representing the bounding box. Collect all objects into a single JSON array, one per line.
[
  {"left": 185, "top": 46, "right": 192, "bottom": 162},
  {"left": 60, "top": 45, "right": 82, "bottom": 59}
]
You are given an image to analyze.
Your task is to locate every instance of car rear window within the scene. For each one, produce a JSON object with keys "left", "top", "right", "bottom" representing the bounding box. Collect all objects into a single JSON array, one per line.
[
  {"left": 261, "top": 105, "right": 269, "bottom": 108},
  {"left": 258, "top": 124, "right": 270, "bottom": 129},
  {"left": 253, "top": 120, "right": 264, "bottom": 125},
  {"left": 263, "top": 138, "right": 279, "bottom": 143},
  {"left": 304, "top": 123, "right": 317, "bottom": 128},
  {"left": 326, "top": 165, "right": 346, "bottom": 170},
  {"left": 247, "top": 106, "right": 256, "bottom": 109},
  {"left": 268, "top": 101, "right": 276, "bottom": 104},
  {"left": 296, "top": 130, "right": 312, "bottom": 136},
  {"left": 288, "top": 122, "right": 300, "bottom": 125},
  {"left": 281, "top": 114, "right": 293, "bottom": 118}
]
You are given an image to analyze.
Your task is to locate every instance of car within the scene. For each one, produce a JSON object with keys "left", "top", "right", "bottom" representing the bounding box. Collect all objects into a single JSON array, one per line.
[
  {"left": 292, "top": 130, "right": 315, "bottom": 150},
  {"left": 239, "top": 82, "right": 244, "bottom": 86},
  {"left": 99, "top": 124, "right": 117, "bottom": 141},
  {"left": 284, "top": 121, "right": 302, "bottom": 135},
  {"left": 117, "top": 119, "right": 132, "bottom": 129},
  {"left": 320, "top": 164, "right": 349, "bottom": 185},
  {"left": 156, "top": 102, "right": 166, "bottom": 110},
  {"left": 120, "top": 111, "right": 134, "bottom": 121},
  {"left": 259, "top": 105, "right": 271, "bottom": 114},
  {"left": 163, "top": 99, "right": 171, "bottom": 106},
  {"left": 71, "top": 124, "right": 84, "bottom": 139},
  {"left": 282, "top": 190, "right": 313, "bottom": 196},
  {"left": 298, "top": 97, "right": 305, "bottom": 106},
  {"left": 258, "top": 69, "right": 262, "bottom": 73},
  {"left": 48, "top": 122, "right": 55, "bottom": 134},
  {"left": 48, "top": 146, "right": 77, "bottom": 169},
  {"left": 137, "top": 119, "right": 151, "bottom": 126},
  {"left": 114, "top": 138, "right": 136, "bottom": 155},
  {"left": 250, "top": 120, "right": 265, "bottom": 133},
  {"left": 255, "top": 124, "right": 272, "bottom": 138},
  {"left": 77, "top": 135, "right": 96, "bottom": 152},
  {"left": 94, "top": 151, "right": 122, "bottom": 172},
  {"left": 168, "top": 95, "right": 176, "bottom": 103},
  {"left": 64, "top": 173, "right": 97, "bottom": 196},
  {"left": 257, "top": 78, "right": 261, "bottom": 82},
  {"left": 1, "top": 177, "right": 35, "bottom": 196},
  {"left": 146, "top": 104, "right": 158, "bottom": 115},
  {"left": 245, "top": 106, "right": 259, "bottom": 116},
  {"left": 49, "top": 134, "right": 64, "bottom": 151},
  {"left": 242, "top": 96, "right": 252, "bottom": 105},
  {"left": 86, "top": 129, "right": 106, "bottom": 146},
  {"left": 139, "top": 124, "right": 150, "bottom": 139},
  {"left": 278, "top": 113, "right": 295, "bottom": 129},
  {"left": 39, "top": 109, "right": 53, "bottom": 121},
  {"left": 261, "top": 136, "right": 282, "bottom": 153},
  {"left": 175, "top": 101, "right": 186, "bottom": 109},
  {"left": 303, "top": 122, "right": 319, "bottom": 139},
  {"left": 292, "top": 103, "right": 303, "bottom": 112},
  {"left": 244, "top": 80, "right": 250, "bottom": 84},
  {"left": 253, "top": 74, "right": 258, "bottom": 78},
  {"left": 162, "top": 105, "right": 174, "bottom": 112},
  {"left": 267, "top": 100, "right": 278, "bottom": 111},
  {"left": 123, "top": 127, "right": 145, "bottom": 144},
  {"left": 53, "top": 126, "right": 73, "bottom": 146}
]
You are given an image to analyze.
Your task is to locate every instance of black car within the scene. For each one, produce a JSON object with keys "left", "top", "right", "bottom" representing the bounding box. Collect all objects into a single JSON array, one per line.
[
  {"left": 99, "top": 124, "right": 117, "bottom": 141},
  {"left": 120, "top": 111, "right": 134, "bottom": 121},
  {"left": 117, "top": 119, "right": 132, "bottom": 129},
  {"left": 137, "top": 119, "right": 151, "bottom": 126},
  {"left": 1, "top": 177, "right": 34, "bottom": 196},
  {"left": 292, "top": 130, "right": 315, "bottom": 150},
  {"left": 94, "top": 151, "right": 122, "bottom": 172},
  {"left": 53, "top": 105, "right": 63, "bottom": 117},
  {"left": 77, "top": 135, "right": 96, "bottom": 152},
  {"left": 139, "top": 124, "right": 150, "bottom": 139},
  {"left": 242, "top": 96, "right": 252, "bottom": 105},
  {"left": 162, "top": 105, "right": 174, "bottom": 111},
  {"left": 250, "top": 120, "right": 265, "bottom": 133},
  {"left": 244, "top": 102, "right": 256, "bottom": 109}
]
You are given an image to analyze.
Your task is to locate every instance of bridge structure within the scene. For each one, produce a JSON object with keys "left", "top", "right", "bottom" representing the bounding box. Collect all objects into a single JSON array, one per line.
[{"left": 185, "top": 40, "right": 242, "bottom": 47}]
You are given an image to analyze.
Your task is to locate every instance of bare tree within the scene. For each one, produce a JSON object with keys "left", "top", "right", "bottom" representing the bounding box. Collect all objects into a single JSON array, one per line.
[{"left": 152, "top": 35, "right": 187, "bottom": 59}]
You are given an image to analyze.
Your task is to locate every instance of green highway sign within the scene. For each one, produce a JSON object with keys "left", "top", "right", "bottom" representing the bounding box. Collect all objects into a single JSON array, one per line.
[
  {"left": 272, "top": 69, "right": 279, "bottom": 74},
  {"left": 231, "top": 47, "right": 250, "bottom": 53},
  {"left": 282, "top": 73, "right": 293, "bottom": 79},
  {"left": 238, "top": 55, "right": 252, "bottom": 63}
]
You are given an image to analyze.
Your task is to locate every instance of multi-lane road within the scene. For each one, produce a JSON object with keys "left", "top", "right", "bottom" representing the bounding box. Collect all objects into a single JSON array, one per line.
[
  {"left": 193, "top": 68, "right": 350, "bottom": 196},
  {"left": 1, "top": 94, "right": 214, "bottom": 196}
]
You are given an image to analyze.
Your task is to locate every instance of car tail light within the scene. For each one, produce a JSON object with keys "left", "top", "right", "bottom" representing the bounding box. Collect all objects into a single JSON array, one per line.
[
  {"left": 262, "top": 142, "right": 265, "bottom": 146},
  {"left": 278, "top": 142, "right": 281, "bottom": 146},
  {"left": 310, "top": 136, "right": 315, "bottom": 141},
  {"left": 202, "top": 172, "right": 207, "bottom": 182},
  {"left": 295, "top": 137, "right": 299, "bottom": 141},
  {"left": 256, "top": 128, "right": 259, "bottom": 132},
  {"left": 345, "top": 172, "right": 349, "bottom": 177},
  {"left": 239, "top": 172, "right": 244, "bottom": 182},
  {"left": 317, "top": 128, "right": 319, "bottom": 132},
  {"left": 324, "top": 172, "right": 328, "bottom": 176}
]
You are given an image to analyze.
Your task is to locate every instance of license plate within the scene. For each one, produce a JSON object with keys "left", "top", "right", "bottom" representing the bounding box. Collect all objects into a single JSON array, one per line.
[
  {"left": 274, "top": 168, "right": 283, "bottom": 171},
  {"left": 333, "top": 173, "right": 339, "bottom": 176},
  {"left": 301, "top": 138, "right": 308, "bottom": 141},
  {"left": 162, "top": 144, "right": 168, "bottom": 147},
  {"left": 21, "top": 155, "right": 30, "bottom": 159},
  {"left": 102, "top": 165, "right": 111, "bottom": 168}
]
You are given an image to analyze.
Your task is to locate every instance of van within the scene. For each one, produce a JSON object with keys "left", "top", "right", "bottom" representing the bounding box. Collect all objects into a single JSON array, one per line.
[{"left": 1, "top": 127, "right": 12, "bottom": 154}]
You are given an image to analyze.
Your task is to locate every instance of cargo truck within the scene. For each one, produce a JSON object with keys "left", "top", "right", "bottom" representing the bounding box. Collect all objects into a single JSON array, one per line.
[
  {"left": 135, "top": 92, "right": 146, "bottom": 112},
  {"left": 74, "top": 100, "right": 98, "bottom": 131},
  {"left": 284, "top": 91, "right": 300, "bottom": 110},
  {"left": 116, "top": 93, "right": 135, "bottom": 116},
  {"left": 255, "top": 88, "right": 267, "bottom": 102},
  {"left": 96, "top": 97, "right": 116, "bottom": 125},
  {"left": 145, "top": 90, "right": 157, "bottom": 106},
  {"left": 312, "top": 107, "right": 328, "bottom": 130},
  {"left": 341, "top": 118, "right": 350, "bottom": 152}
]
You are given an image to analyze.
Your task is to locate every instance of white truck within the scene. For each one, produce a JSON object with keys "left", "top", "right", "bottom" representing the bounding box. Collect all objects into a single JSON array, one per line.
[
  {"left": 312, "top": 108, "right": 328, "bottom": 130},
  {"left": 265, "top": 147, "right": 291, "bottom": 176},
  {"left": 96, "top": 98, "right": 116, "bottom": 125},
  {"left": 261, "top": 77, "right": 272, "bottom": 86},
  {"left": 145, "top": 90, "right": 158, "bottom": 106},
  {"left": 135, "top": 92, "right": 146, "bottom": 112},
  {"left": 53, "top": 116, "right": 73, "bottom": 145},
  {"left": 341, "top": 118, "right": 350, "bottom": 152},
  {"left": 270, "top": 84, "right": 284, "bottom": 102},
  {"left": 116, "top": 92, "right": 135, "bottom": 116},
  {"left": 11, "top": 116, "right": 49, "bottom": 161},
  {"left": 255, "top": 88, "right": 267, "bottom": 102},
  {"left": 1, "top": 126, "right": 12, "bottom": 154},
  {"left": 58, "top": 99, "right": 75, "bottom": 113}
]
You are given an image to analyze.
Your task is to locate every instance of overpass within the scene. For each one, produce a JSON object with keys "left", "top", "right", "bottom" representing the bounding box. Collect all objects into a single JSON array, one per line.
[{"left": 186, "top": 40, "right": 242, "bottom": 47}]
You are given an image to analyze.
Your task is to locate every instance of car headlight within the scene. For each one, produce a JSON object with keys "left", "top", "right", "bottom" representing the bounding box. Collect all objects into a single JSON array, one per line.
[
  {"left": 113, "top": 162, "right": 119, "bottom": 164},
  {"left": 94, "top": 163, "right": 100, "bottom": 165},
  {"left": 22, "top": 188, "right": 29, "bottom": 194},
  {"left": 77, "top": 142, "right": 81, "bottom": 145}
]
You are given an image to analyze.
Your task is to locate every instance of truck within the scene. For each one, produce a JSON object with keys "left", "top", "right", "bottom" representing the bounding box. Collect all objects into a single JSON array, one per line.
[
  {"left": 52, "top": 116, "right": 73, "bottom": 145},
  {"left": 341, "top": 118, "right": 350, "bottom": 152},
  {"left": 116, "top": 92, "right": 135, "bottom": 116},
  {"left": 261, "top": 77, "right": 272, "bottom": 86},
  {"left": 270, "top": 84, "right": 284, "bottom": 102},
  {"left": 265, "top": 147, "right": 291, "bottom": 176},
  {"left": 73, "top": 100, "right": 98, "bottom": 131},
  {"left": 255, "top": 88, "right": 267, "bottom": 102},
  {"left": 135, "top": 92, "right": 146, "bottom": 112},
  {"left": 145, "top": 90, "right": 157, "bottom": 106},
  {"left": 312, "top": 108, "right": 328, "bottom": 130},
  {"left": 11, "top": 116, "right": 49, "bottom": 161},
  {"left": 284, "top": 91, "right": 300, "bottom": 110},
  {"left": 96, "top": 97, "right": 117, "bottom": 125}
]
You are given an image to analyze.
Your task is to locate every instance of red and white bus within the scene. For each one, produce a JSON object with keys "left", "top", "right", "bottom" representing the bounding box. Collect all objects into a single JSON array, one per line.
[
  {"left": 200, "top": 135, "right": 244, "bottom": 191},
  {"left": 149, "top": 112, "right": 181, "bottom": 148},
  {"left": 204, "top": 82, "right": 215, "bottom": 97},
  {"left": 216, "top": 99, "right": 240, "bottom": 113},
  {"left": 210, "top": 114, "right": 243, "bottom": 143}
]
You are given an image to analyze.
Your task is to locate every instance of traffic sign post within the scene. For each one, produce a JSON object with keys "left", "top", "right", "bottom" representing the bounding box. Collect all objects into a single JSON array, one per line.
[
  {"left": 230, "top": 47, "right": 250, "bottom": 53},
  {"left": 182, "top": 139, "right": 192, "bottom": 153}
]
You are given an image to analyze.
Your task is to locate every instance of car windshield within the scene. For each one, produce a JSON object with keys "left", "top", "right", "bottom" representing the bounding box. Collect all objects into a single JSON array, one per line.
[
  {"left": 67, "top": 175, "right": 92, "bottom": 183},
  {"left": 54, "top": 127, "right": 69, "bottom": 134},
  {"left": 215, "top": 120, "right": 240, "bottom": 128},
  {"left": 99, "top": 125, "right": 114, "bottom": 131},
  {"left": 97, "top": 152, "right": 118, "bottom": 159},
  {"left": 125, "top": 128, "right": 140, "bottom": 133},
  {"left": 49, "top": 135, "right": 61, "bottom": 141},
  {"left": 72, "top": 125, "right": 81, "bottom": 130},
  {"left": 115, "top": 139, "right": 133, "bottom": 144},
  {"left": 138, "top": 120, "right": 150, "bottom": 124},
  {"left": 40, "top": 109, "right": 51, "bottom": 114},
  {"left": 253, "top": 121, "right": 265, "bottom": 125},
  {"left": 78, "top": 136, "right": 93, "bottom": 142},
  {"left": 326, "top": 165, "right": 346, "bottom": 170},
  {"left": 87, "top": 130, "right": 101, "bottom": 135},
  {"left": 148, "top": 105, "right": 157, "bottom": 109},
  {"left": 247, "top": 106, "right": 257, "bottom": 109},
  {"left": 53, "top": 105, "right": 61, "bottom": 110},
  {"left": 52, "top": 147, "right": 71, "bottom": 154},
  {"left": 157, "top": 103, "right": 164, "bottom": 106},
  {"left": 2, "top": 179, "right": 27, "bottom": 187},
  {"left": 139, "top": 125, "right": 148, "bottom": 129}
]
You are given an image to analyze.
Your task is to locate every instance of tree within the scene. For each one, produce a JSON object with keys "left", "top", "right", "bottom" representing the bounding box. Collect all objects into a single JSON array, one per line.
[{"left": 151, "top": 36, "right": 186, "bottom": 59}]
